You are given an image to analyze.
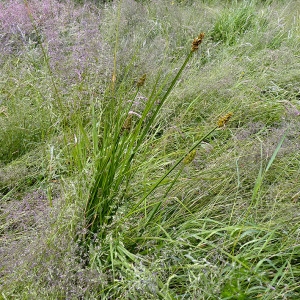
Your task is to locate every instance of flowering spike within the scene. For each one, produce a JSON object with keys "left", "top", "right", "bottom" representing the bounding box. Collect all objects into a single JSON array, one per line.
[
  {"left": 217, "top": 112, "right": 233, "bottom": 128},
  {"left": 137, "top": 74, "right": 147, "bottom": 87},
  {"left": 183, "top": 150, "right": 197, "bottom": 165},
  {"left": 191, "top": 33, "right": 205, "bottom": 52},
  {"left": 121, "top": 114, "right": 133, "bottom": 133}
]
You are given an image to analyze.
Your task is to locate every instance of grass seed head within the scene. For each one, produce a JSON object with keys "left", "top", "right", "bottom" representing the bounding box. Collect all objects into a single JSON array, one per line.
[
  {"left": 122, "top": 114, "right": 133, "bottom": 133},
  {"left": 191, "top": 32, "right": 205, "bottom": 52},
  {"left": 217, "top": 112, "right": 233, "bottom": 128},
  {"left": 137, "top": 74, "right": 147, "bottom": 87},
  {"left": 183, "top": 150, "right": 197, "bottom": 165}
]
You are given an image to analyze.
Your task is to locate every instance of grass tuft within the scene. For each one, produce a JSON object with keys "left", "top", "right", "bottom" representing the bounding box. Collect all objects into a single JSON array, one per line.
[{"left": 1, "top": 0, "right": 300, "bottom": 298}]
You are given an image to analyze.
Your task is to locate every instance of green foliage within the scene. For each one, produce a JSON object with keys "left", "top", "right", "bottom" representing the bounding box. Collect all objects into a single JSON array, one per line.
[
  {"left": 0, "top": 67, "right": 51, "bottom": 163},
  {"left": 1, "top": 0, "right": 300, "bottom": 298},
  {"left": 210, "top": 1, "right": 257, "bottom": 45}
]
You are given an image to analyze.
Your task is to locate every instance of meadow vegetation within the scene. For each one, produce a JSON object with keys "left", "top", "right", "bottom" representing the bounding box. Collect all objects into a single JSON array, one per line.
[{"left": 0, "top": 0, "right": 300, "bottom": 299}]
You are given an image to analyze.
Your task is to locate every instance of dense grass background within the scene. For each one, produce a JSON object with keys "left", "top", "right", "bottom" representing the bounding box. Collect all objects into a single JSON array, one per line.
[{"left": 1, "top": 0, "right": 300, "bottom": 299}]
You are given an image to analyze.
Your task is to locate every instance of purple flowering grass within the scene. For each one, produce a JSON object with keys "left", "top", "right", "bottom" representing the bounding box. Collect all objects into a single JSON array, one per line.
[{"left": 0, "top": 0, "right": 111, "bottom": 82}]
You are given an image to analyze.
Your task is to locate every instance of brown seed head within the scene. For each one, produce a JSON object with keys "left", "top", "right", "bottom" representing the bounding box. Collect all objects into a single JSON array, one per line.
[
  {"left": 137, "top": 74, "right": 147, "bottom": 87},
  {"left": 191, "top": 33, "right": 205, "bottom": 52},
  {"left": 122, "top": 114, "right": 133, "bottom": 133},
  {"left": 217, "top": 112, "right": 233, "bottom": 128}
]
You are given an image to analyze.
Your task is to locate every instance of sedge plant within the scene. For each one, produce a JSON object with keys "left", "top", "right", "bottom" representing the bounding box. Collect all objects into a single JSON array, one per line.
[
  {"left": 82, "top": 32, "right": 235, "bottom": 272},
  {"left": 82, "top": 33, "right": 208, "bottom": 251},
  {"left": 1, "top": 1, "right": 300, "bottom": 298}
]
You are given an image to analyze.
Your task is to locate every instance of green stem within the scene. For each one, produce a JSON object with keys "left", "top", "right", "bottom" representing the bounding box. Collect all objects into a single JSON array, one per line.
[
  {"left": 138, "top": 51, "right": 194, "bottom": 146},
  {"left": 126, "top": 126, "right": 218, "bottom": 218}
]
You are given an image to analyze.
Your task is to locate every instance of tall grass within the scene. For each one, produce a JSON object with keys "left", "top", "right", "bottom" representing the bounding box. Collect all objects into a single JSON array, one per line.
[
  {"left": 1, "top": 0, "right": 300, "bottom": 299},
  {"left": 81, "top": 33, "right": 212, "bottom": 251}
]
